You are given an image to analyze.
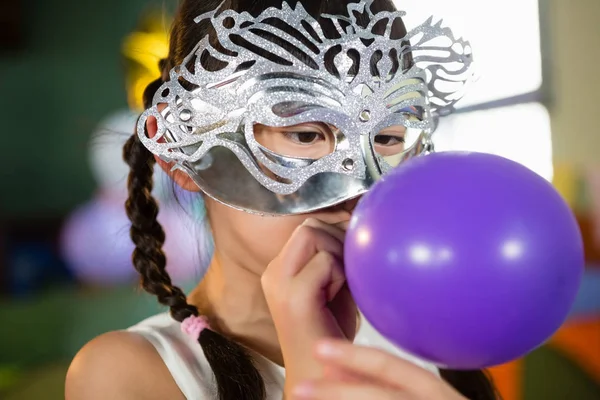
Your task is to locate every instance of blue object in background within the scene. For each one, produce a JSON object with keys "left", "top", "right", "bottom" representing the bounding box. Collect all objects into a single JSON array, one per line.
[
  {"left": 569, "top": 266, "right": 600, "bottom": 318},
  {"left": 7, "top": 242, "right": 73, "bottom": 298}
]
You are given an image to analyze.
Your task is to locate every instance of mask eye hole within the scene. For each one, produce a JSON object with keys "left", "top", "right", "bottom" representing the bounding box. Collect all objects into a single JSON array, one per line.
[
  {"left": 373, "top": 111, "right": 425, "bottom": 168},
  {"left": 254, "top": 122, "right": 340, "bottom": 160}
]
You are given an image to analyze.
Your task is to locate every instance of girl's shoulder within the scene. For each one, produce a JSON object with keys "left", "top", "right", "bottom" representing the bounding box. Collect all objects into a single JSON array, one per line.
[
  {"left": 67, "top": 313, "right": 217, "bottom": 399},
  {"left": 128, "top": 313, "right": 287, "bottom": 398},
  {"left": 126, "top": 313, "right": 218, "bottom": 398},
  {"left": 66, "top": 327, "right": 185, "bottom": 400}
]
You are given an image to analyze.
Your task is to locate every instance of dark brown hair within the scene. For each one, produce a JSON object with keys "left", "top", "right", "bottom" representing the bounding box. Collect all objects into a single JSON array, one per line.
[{"left": 123, "top": 1, "right": 499, "bottom": 399}]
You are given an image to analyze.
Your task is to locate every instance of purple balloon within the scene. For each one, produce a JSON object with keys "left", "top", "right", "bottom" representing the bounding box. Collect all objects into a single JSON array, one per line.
[
  {"left": 60, "top": 197, "right": 137, "bottom": 285},
  {"left": 345, "top": 151, "right": 584, "bottom": 369}
]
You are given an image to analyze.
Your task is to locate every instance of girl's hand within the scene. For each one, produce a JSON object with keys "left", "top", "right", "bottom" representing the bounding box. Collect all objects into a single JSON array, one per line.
[
  {"left": 261, "top": 219, "right": 357, "bottom": 397},
  {"left": 292, "top": 339, "right": 468, "bottom": 400}
]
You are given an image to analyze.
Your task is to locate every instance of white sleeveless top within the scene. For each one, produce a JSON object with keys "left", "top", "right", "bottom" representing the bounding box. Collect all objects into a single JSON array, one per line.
[{"left": 128, "top": 313, "right": 439, "bottom": 399}]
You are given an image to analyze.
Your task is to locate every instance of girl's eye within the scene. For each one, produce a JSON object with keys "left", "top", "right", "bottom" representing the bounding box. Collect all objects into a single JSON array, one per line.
[
  {"left": 283, "top": 131, "right": 324, "bottom": 145},
  {"left": 375, "top": 135, "right": 405, "bottom": 146}
]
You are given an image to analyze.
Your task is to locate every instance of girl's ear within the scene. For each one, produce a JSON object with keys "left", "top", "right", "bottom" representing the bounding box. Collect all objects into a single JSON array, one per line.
[{"left": 146, "top": 106, "right": 201, "bottom": 193}]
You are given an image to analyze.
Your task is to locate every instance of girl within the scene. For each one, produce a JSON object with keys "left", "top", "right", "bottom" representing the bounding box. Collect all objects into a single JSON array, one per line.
[{"left": 66, "top": 1, "right": 498, "bottom": 399}]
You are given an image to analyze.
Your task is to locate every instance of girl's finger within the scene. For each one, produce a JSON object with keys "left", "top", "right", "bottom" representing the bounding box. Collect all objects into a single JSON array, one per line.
[
  {"left": 278, "top": 221, "right": 344, "bottom": 277},
  {"left": 314, "top": 340, "right": 440, "bottom": 392},
  {"left": 292, "top": 250, "right": 346, "bottom": 304},
  {"left": 304, "top": 218, "right": 347, "bottom": 241},
  {"left": 322, "top": 364, "right": 365, "bottom": 384},
  {"left": 292, "top": 381, "right": 407, "bottom": 400}
]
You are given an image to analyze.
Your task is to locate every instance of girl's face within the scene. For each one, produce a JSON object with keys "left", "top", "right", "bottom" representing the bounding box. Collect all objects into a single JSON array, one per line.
[
  {"left": 149, "top": 115, "right": 409, "bottom": 272},
  {"left": 202, "top": 122, "right": 409, "bottom": 273}
]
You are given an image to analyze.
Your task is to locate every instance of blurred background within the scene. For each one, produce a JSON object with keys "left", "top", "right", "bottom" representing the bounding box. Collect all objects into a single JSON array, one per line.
[{"left": 0, "top": 0, "right": 598, "bottom": 399}]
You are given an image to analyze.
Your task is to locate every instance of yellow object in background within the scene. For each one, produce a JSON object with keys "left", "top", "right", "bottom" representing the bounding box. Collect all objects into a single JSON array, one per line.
[
  {"left": 552, "top": 163, "right": 580, "bottom": 208},
  {"left": 121, "top": 10, "right": 172, "bottom": 111},
  {"left": 122, "top": 32, "right": 169, "bottom": 74}
]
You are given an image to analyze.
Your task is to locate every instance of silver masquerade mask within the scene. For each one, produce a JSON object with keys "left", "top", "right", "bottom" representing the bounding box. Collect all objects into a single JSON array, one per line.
[{"left": 137, "top": 0, "right": 473, "bottom": 215}]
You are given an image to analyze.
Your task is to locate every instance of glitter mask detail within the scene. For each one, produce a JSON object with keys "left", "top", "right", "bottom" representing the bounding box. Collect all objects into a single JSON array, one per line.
[{"left": 137, "top": 0, "right": 473, "bottom": 215}]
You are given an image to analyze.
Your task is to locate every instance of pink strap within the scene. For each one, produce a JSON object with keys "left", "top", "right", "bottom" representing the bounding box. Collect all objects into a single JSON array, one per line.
[{"left": 181, "top": 315, "right": 211, "bottom": 340}]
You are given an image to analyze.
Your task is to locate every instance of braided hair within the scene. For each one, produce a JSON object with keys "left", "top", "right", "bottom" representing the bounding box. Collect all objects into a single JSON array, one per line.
[{"left": 123, "top": 74, "right": 266, "bottom": 400}]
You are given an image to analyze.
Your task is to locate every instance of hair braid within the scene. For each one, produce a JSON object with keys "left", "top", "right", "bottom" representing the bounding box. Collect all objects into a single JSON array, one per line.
[
  {"left": 123, "top": 133, "right": 198, "bottom": 320},
  {"left": 123, "top": 77, "right": 266, "bottom": 400}
]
